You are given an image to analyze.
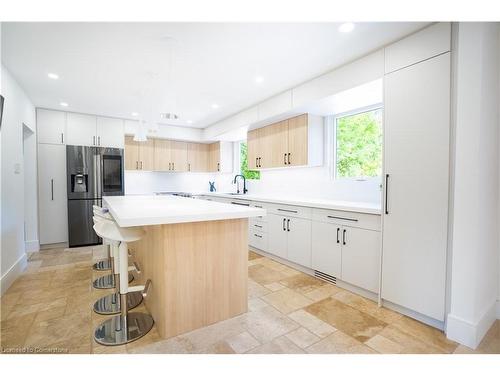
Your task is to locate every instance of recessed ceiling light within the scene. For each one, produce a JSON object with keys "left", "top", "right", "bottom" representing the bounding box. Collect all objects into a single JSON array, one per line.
[
  {"left": 48, "top": 73, "right": 59, "bottom": 80},
  {"left": 255, "top": 76, "right": 264, "bottom": 84},
  {"left": 211, "top": 103, "right": 219, "bottom": 109},
  {"left": 187, "top": 120, "right": 193, "bottom": 124},
  {"left": 339, "top": 23, "right": 355, "bottom": 33},
  {"left": 131, "top": 112, "right": 139, "bottom": 117},
  {"left": 59, "top": 102, "right": 68, "bottom": 107}
]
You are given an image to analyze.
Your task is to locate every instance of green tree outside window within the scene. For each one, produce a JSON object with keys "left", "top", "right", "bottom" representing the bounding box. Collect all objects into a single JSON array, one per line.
[
  {"left": 240, "top": 141, "right": 260, "bottom": 180},
  {"left": 336, "top": 109, "right": 382, "bottom": 178}
]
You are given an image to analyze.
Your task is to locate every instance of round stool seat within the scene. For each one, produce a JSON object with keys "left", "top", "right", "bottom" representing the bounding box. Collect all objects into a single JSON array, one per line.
[
  {"left": 93, "top": 221, "right": 145, "bottom": 244},
  {"left": 93, "top": 291, "right": 143, "bottom": 315}
]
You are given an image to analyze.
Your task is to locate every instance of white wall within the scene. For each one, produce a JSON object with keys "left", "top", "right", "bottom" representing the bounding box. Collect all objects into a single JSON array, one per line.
[
  {"left": 0, "top": 64, "right": 36, "bottom": 295},
  {"left": 23, "top": 125, "right": 38, "bottom": 251},
  {"left": 447, "top": 22, "right": 500, "bottom": 349}
]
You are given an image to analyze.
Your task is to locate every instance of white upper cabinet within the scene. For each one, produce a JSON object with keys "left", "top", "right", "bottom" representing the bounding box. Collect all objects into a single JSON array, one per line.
[
  {"left": 36, "top": 109, "right": 66, "bottom": 145},
  {"left": 96, "top": 117, "right": 125, "bottom": 148},
  {"left": 384, "top": 22, "right": 451, "bottom": 74},
  {"left": 66, "top": 112, "right": 97, "bottom": 146}
]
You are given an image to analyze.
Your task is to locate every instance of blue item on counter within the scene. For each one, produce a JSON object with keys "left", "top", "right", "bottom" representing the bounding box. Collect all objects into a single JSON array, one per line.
[{"left": 209, "top": 181, "right": 216, "bottom": 192}]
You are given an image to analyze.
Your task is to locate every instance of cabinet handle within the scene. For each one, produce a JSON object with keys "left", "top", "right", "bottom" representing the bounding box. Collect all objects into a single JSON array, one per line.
[
  {"left": 343, "top": 229, "right": 346, "bottom": 245},
  {"left": 217, "top": 162, "right": 220, "bottom": 172},
  {"left": 336, "top": 228, "right": 340, "bottom": 244},
  {"left": 385, "top": 174, "right": 390, "bottom": 215},
  {"left": 188, "top": 163, "right": 191, "bottom": 172},
  {"left": 255, "top": 157, "right": 258, "bottom": 168},
  {"left": 98, "top": 136, "right": 101, "bottom": 146},
  {"left": 282, "top": 218, "right": 286, "bottom": 231},
  {"left": 287, "top": 219, "right": 290, "bottom": 232},
  {"left": 140, "top": 161, "right": 143, "bottom": 170},
  {"left": 284, "top": 153, "right": 287, "bottom": 165},
  {"left": 288, "top": 153, "right": 291, "bottom": 165},
  {"left": 327, "top": 215, "right": 358, "bottom": 222},
  {"left": 254, "top": 234, "right": 263, "bottom": 238},
  {"left": 51, "top": 179, "right": 54, "bottom": 201},
  {"left": 172, "top": 162, "right": 175, "bottom": 171},
  {"left": 136, "top": 161, "right": 138, "bottom": 170},
  {"left": 93, "top": 136, "right": 96, "bottom": 145},
  {"left": 168, "top": 162, "right": 171, "bottom": 171},
  {"left": 278, "top": 208, "right": 298, "bottom": 214},
  {"left": 254, "top": 224, "right": 263, "bottom": 228},
  {"left": 61, "top": 133, "right": 64, "bottom": 144}
]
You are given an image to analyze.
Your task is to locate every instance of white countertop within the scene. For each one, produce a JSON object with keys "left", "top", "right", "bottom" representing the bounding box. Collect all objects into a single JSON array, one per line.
[
  {"left": 103, "top": 195, "right": 266, "bottom": 227},
  {"left": 199, "top": 192, "right": 381, "bottom": 215}
]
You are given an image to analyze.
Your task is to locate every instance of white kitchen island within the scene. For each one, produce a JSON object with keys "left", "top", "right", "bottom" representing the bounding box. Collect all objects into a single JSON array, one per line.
[{"left": 103, "top": 195, "right": 266, "bottom": 339}]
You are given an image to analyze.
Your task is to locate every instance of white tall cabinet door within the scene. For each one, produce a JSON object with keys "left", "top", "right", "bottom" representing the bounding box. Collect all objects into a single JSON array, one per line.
[
  {"left": 267, "top": 214, "right": 288, "bottom": 259},
  {"left": 36, "top": 109, "right": 66, "bottom": 145},
  {"left": 382, "top": 52, "right": 450, "bottom": 321},
  {"left": 96, "top": 117, "right": 124, "bottom": 148},
  {"left": 38, "top": 144, "right": 68, "bottom": 244},
  {"left": 66, "top": 113, "right": 97, "bottom": 146},
  {"left": 311, "top": 221, "right": 342, "bottom": 278},
  {"left": 341, "top": 227, "right": 380, "bottom": 293},
  {"left": 287, "top": 217, "right": 312, "bottom": 267}
]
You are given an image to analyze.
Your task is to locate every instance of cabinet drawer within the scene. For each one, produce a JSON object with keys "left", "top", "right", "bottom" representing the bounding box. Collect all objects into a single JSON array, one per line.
[
  {"left": 250, "top": 201, "right": 270, "bottom": 222},
  {"left": 268, "top": 203, "right": 312, "bottom": 219},
  {"left": 312, "top": 208, "right": 381, "bottom": 231},
  {"left": 249, "top": 228, "right": 268, "bottom": 251},
  {"left": 249, "top": 219, "right": 268, "bottom": 232}
]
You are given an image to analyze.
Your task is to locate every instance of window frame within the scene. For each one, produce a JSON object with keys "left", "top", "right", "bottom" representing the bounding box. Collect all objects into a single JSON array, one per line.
[{"left": 331, "top": 103, "right": 383, "bottom": 181}]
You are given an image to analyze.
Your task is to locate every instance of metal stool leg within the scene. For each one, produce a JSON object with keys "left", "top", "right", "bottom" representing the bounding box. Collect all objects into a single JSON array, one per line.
[
  {"left": 92, "top": 243, "right": 134, "bottom": 289},
  {"left": 93, "top": 243, "right": 112, "bottom": 271},
  {"left": 93, "top": 242, "right": 142, "bottom": 315},
  {"left": 94, "top": 242, "right": 154, "bottom": 346}
]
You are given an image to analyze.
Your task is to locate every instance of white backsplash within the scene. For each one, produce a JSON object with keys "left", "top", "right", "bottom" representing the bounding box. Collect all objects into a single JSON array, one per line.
[{"left": 125, "top": 166, "right": 381, "bottom": 204}]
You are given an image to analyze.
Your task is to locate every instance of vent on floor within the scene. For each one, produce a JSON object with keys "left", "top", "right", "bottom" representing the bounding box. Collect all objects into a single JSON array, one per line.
[{"left": 314, "top": 270, "right": 337, "bottom": 284}]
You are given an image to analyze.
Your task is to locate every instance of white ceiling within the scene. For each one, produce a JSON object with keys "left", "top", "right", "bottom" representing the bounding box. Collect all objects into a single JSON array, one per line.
[{"left": 1, "top": 22, "right": 427, "bottom": 129}]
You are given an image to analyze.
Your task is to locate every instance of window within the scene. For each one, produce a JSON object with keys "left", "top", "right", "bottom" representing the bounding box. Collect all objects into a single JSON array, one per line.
[
  {"left": 239, "top": 141, "right": 260, "bottom": 180},
  {"left": 335, "top": 108, "right": 382, "bottom": 179}
]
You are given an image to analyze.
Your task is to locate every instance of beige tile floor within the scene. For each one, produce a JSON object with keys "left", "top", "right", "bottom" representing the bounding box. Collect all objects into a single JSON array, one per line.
[{"left": 1, "top": 245, "right": 499, "bottom": 354}]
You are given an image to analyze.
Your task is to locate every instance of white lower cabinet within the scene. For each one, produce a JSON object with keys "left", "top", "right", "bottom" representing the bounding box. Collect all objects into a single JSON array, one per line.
[
  {"left": 267, "top": 214, "right": 288, "bottom": 259},
  {"left": 341, "top": 226, "right": 380, "bottom": 293},
  {"left": 311, "top": 221, "right": 380, "bottom": 293},
  {"left": 286, "top": 217, "right": 311, "bottom": 267},
  {"left": 38, "top": 143, "right": 68, "bottom": 244},
  {"left": 311, "top": 221, "right": 342, "bottom": 278}
]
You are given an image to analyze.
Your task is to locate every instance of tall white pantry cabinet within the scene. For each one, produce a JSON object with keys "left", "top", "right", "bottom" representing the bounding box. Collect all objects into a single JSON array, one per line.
[{"left": 381, "top": 23, "right": 452, "bottom": 324}]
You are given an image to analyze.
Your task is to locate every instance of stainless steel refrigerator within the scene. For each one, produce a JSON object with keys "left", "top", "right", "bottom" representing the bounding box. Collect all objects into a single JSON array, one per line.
[{"left": 66, "top": 145, "right": 124, "bottom": 247}]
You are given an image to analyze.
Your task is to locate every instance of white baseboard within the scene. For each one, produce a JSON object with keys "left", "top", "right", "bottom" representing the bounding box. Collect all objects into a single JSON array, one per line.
[
  {"left": 446, "top": 300, "right": 497, "bottom": 349},
  {"left": 0, "top": 253, "right": 28, "bottom": 296},
  {"left": 25, "top": 240, "right": 40, "bottom": 252}
]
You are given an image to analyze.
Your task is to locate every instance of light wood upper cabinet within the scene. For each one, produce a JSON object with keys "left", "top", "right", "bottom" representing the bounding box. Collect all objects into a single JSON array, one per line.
[
  {"left": 125, "top": 137, "right": 231, "bottom": 173},
  {"left": 287, "top": 114, "right": 308, "bottom": 166},
  {"left": 187, "top": 142, "right": 209, "bottom": 172},
  {"left": 140, "top": 139, "right": 155, "bottom": 171},
  {"left": 247, "top": 113, "right": 323, "bottom": 170},
  {"left": 208, "top": 142, "right": 220, "bottom": 172},
  {"left": 247, "top": 129, "right": 259, "bottom": 169},
  {"left": 171, "top": 141, "right": 188, "bottom": 172},
  {"left": 154, "top": 139, "right": 171, "bottom": 171},
  {"left": 125, "top": 136, "right": 154, "bottom": 170},
  {"left": 125, "top": 136, "right": 140, "bottom": 170}
]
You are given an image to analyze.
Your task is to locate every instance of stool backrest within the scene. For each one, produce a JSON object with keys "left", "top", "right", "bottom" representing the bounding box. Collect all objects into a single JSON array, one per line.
[{"left": 93, "top": 205, "right": 113, "bottom": 224}]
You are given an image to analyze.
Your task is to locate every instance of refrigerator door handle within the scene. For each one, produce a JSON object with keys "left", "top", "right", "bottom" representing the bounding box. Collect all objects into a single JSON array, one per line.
[{"left": 96, "top": 152, "right": 102, "bottom": 198}]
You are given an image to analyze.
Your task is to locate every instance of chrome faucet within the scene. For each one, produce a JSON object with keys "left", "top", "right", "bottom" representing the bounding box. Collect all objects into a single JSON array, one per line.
[{"left": 233, "top": 174, "right": 248, "bottom": 194}]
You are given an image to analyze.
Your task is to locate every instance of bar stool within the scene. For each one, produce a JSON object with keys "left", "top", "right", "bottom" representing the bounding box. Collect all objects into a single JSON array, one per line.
[
  {"left": 92, "top": 206, "right": 133, "bottom": 289},
  {"left": 92, "top": 207, "right": 143, "bottom": 315},
  {"left": 93, "top": 220, "right": 154, "bottom": 345},
  {"left": 92, "top": 207, "right": 112, "bottom": 271}
]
